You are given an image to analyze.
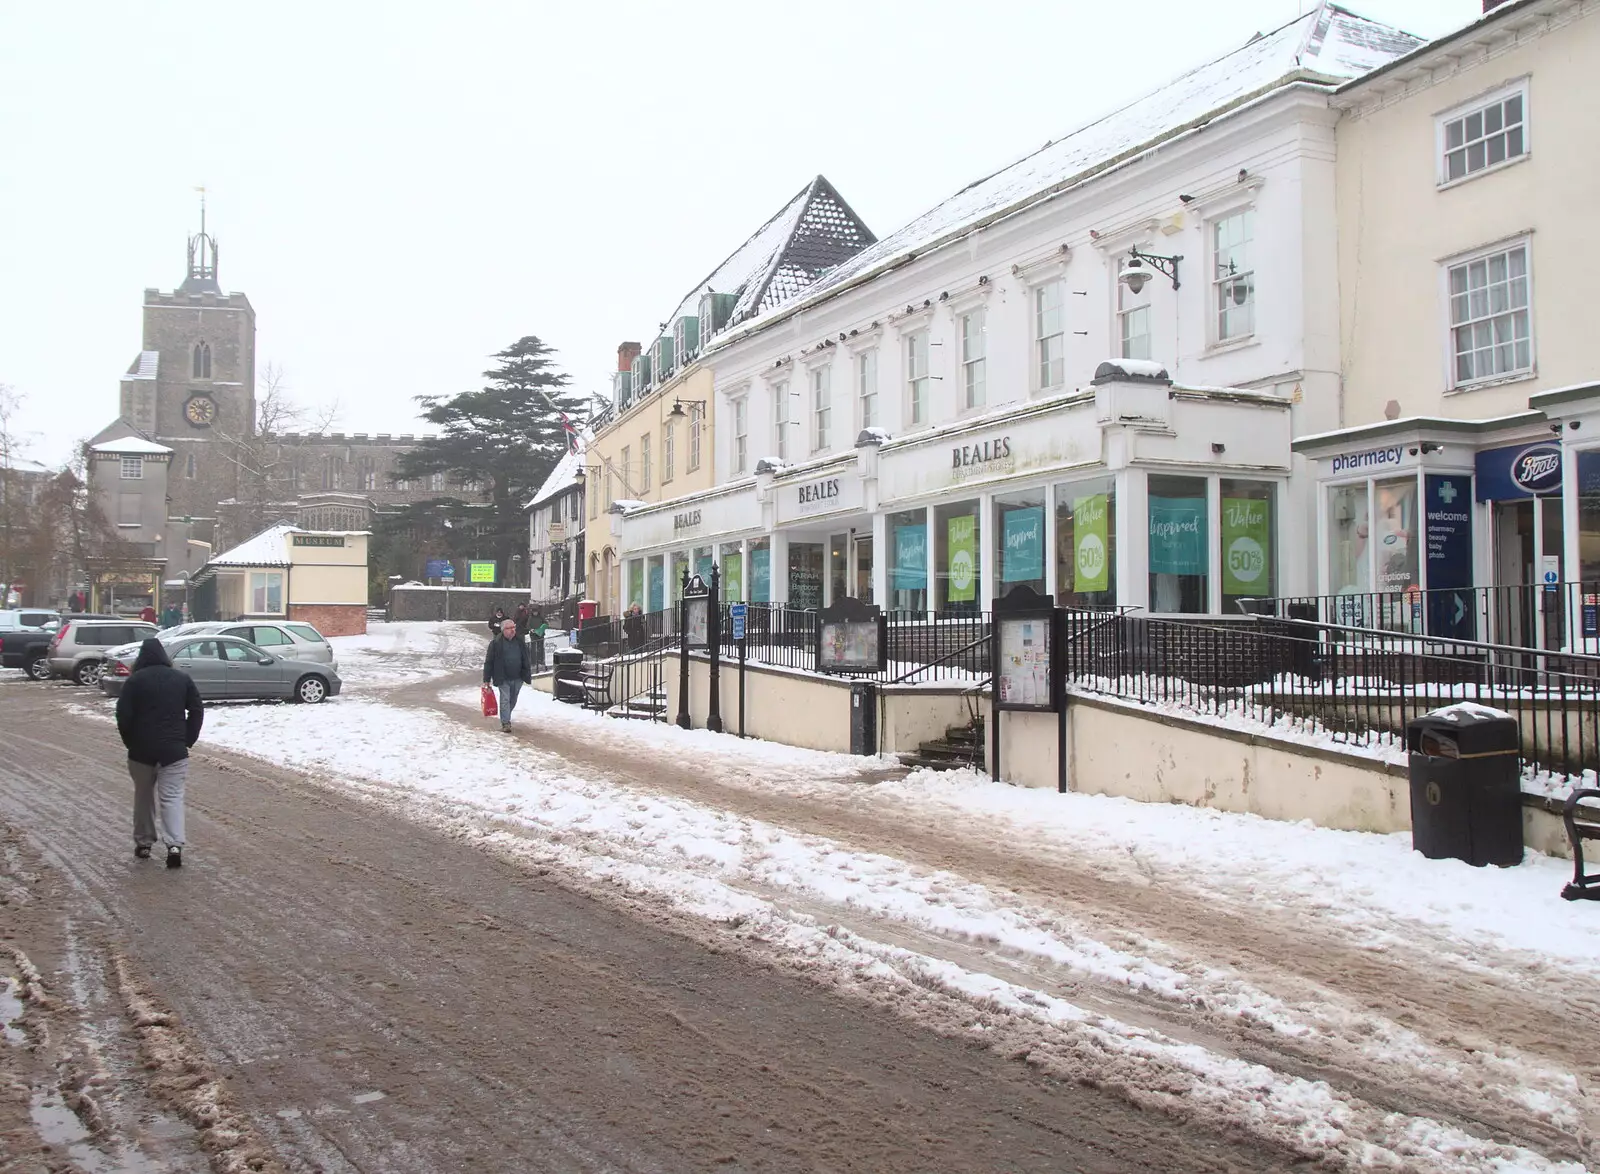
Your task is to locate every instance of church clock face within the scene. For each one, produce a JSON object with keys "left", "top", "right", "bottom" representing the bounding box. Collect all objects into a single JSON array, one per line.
[{"left": 184, "top": 395, "right": 217, "bottom": 427}]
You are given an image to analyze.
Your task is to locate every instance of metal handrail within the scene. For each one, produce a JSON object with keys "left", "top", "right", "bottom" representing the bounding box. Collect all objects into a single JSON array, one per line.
[
  {"left": 888, "top": 631, "right": 991, "bottom": 685},
  {"left": 1241, "top": 612, "right": 1600, "bottom": 668}
]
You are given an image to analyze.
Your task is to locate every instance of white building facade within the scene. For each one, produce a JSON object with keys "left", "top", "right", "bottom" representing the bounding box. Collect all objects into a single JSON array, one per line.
[{"left": 614, "top": 4, "right": 1422, "bottom": 616}]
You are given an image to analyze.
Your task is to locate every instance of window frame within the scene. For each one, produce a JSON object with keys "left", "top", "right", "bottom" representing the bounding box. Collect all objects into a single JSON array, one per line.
[
  {"left": 249, "top": 571, "right": 284, "bottom": 614},
  {"left": 905, "top": 331, "right": 930, "bottom": 427},
  {"left": 1441, "top": 235, "right": 1535, "bottom": 391},
  {"left": 959, "top": 308, "right": 986, "bottom": 411},
  {"left": 640, "top": 433, "right": 652, "bottom": 492},
  {"left": 731, "top": 396, "right": 748, "bottom": 475},
  {"left": 119, "top": 456, "right": 144, "bottom": 480},
  {"left": 810, "top": 364, "right": 831, "bottom": 453},
  {"left": 1436, "top": 78, "right": 1530, "bottom": 188},
  {"left": 1033, "top": 280, "right": 1065, "bottom": 391},
  {"left": 192, "top": 341, "right": 211, "bottom": 380},
  {"left": 662, "top": 418, "right": 675, "bottom": 483},
  {"left": 1210, "top": 208, "right": 1256, "bottom": 345},
  {"left": 856, "top": 348, "right": 878, "bottom": 432},
  {"left": 688, "top": 404, "right": 703, "bottom": 472},
  {"left": 771, "top": 380, "right": 790, "bottom": 460}
]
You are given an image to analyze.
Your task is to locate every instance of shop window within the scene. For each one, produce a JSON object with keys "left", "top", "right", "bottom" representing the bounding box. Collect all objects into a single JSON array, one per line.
[
  {"left": 627, "top": 559, "right": 644, "bottom": 611},
  {"left": 250, "top": 572, "right": 283, "bottom": 613},
  {"left": 719, "top": 542, "right": 743, "bottom": 602},
  {"left": 828, "top": 534, "right": 848, "bottom": 605},
  {"left": 670, "top": 551, "right": 689, "bottom": 605},
  {"left": 1580, "top": 452, "right": 1600, "bottom": 583},
  {"left": 1373, "top": 477, "right": 1420, "bottom": 598},
  {"left": 748, "top": 537, "right": 771, "bottom": 603},
  {"left": 1148, "top": 474, "right": 1208, "bottom": 614},
  {"left": 996, "top": 491, "right": 1045, "bottom": 599},
  {"left": 1055, "top": 477, "right": 1116, "bottom": 609},
  {"left": 935, "top": 500, "right": 981, "bottom": 614},
  {"left": 1220, "top": 479, "right": 1276, "bottom": 613},
  {"left": 695, "top": 547, "right": 714, "bottom": 583},
  {"left": 646, "top": 556, "right": 665, "bottom": 613},
  {"left": 789, "top": 542, "right": 823, "bottom": 609},
  {"left": 887, "top": 508, "right": 928, "bottom": 613}
]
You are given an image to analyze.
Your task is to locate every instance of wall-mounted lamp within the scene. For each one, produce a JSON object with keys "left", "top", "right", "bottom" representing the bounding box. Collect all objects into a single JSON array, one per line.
[
  {"left": 570, "top": 464, "right": 604, "bottom": 482},
  {"left": 1120, "top": 246, "right": 1183, "bottom": 293},
  {"left": 1551, "top": 422, "right": 1564, "bottom": 434},
  {"left": 668, "top": 397, "right": 707, "bottom": 419},
  {"left": 1210, "top": 442, "right": 1226, "bottom": 454},
  {"left": 1571, "top": 420, "right": 1582, "bottom": 431}
]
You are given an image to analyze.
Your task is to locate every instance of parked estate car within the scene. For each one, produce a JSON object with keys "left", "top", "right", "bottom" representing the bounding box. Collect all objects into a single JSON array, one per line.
[
  {"left": 0, "top": 609, "right": 62, "bottom": 680},
  {"left": 171, "top": 620, "right": 337, "bottom": 666},
  {"left": 100, "top": 634, "right": 341, "bottom": 704},
  {"left": 46, "top": 618, "right": 160, "bottom": 685}
]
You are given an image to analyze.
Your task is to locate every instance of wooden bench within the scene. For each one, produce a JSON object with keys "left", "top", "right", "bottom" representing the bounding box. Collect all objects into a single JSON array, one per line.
[
  {"left": 580, "top": 663, "right": 615, "bottom": 712},
  {"left": 1561, "top": 788, "right": 1600, "bottom": 901}
]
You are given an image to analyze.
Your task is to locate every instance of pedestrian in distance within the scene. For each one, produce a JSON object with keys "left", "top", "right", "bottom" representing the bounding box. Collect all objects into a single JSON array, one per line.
[
  {"left": 487, "top": 606, "right": 508, "bottom": 637},
  {"left": 513, "top": 602, "right": 531, "bottom": 638},
  {"left": 483, "top": 618, "right": 532, "bottom": 732},
  {"left": 114, "top": 638, "right": 204, "bottom": 869},
  {"left": 531, "top": 614, "right": 549, "bottom": 670},
  {"left": 140, "top": 604, "right": 158, "bottom": 624}
]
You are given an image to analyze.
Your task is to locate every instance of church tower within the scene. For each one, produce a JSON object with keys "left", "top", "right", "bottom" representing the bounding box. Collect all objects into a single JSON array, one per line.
[{"left": 117, "top": 203, "right": 256, "bottom": 530}]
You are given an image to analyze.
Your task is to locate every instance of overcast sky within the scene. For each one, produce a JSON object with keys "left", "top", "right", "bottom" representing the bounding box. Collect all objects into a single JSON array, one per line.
[{"left": 0, "top": 0, "right": 1475, "bottom": 467}]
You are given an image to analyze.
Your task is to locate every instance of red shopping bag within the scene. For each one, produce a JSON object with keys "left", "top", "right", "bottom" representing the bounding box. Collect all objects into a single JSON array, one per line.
[{"left": 481, "top": 684, "right": 498, "bottom": 718}]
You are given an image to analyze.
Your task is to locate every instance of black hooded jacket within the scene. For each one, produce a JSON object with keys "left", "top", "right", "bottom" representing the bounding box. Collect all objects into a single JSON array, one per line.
[{"left": 115, "top": 638, "right": 205, "bottom": 767}]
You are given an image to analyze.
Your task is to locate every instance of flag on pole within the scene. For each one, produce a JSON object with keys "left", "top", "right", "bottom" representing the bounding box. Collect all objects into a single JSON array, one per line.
[{"left": 559, "top": 412, "right": 578, "bottom": 452}]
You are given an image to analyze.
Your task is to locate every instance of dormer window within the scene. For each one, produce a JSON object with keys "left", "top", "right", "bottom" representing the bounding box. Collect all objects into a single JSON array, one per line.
[{"left": 192, "top": 341, "right": 211, "bottom": 379}]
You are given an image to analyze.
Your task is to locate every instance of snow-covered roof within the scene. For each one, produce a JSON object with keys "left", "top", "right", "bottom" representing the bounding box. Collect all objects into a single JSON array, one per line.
[
  {"left": 526, "top": 442, "right": 586, "bottom": 511},
  {"left": 655, "top": 175, "right": 876, "bottom": 340},
  {"left": 207, "top": 522, "right": 297, "bottom": 568},
  {"left": 124, "top": 351, "right": 159, "bottom": 380},
  {"left": 715, "top": 4, "right": 1421, "bottom": 346},
  {"left": 91, "top": 437, "right": 172, "bottom": 455},
  {"left": 1, "top": 453, "right": 50, "bottom": 475}
]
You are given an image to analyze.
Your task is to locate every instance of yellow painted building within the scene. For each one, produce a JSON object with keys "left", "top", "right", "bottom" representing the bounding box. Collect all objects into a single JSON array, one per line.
[{"left": 194, "top": 522, "right": 371, "bottom": 636}]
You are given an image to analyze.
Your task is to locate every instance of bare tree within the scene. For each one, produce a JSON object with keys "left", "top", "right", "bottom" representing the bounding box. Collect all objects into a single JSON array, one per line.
[{"left": 215, "top": 362, "right": 341, "bottom": 540}]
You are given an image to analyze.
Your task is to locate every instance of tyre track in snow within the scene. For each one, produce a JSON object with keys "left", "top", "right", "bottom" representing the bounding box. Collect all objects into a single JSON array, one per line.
[
  {"left": 0, "top": 682, "right": 1293, "bottom": 1173},
  {"left": 395, "top": 669, "right": 1599, "bottom": 1167}
]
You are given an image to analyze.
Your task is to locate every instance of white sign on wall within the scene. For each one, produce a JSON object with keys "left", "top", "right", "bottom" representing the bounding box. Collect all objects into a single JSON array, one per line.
[
  {"left": 618, "top": 485, "right": 762, "bottom": 552},
  {"left": 878, "top": 403, "right": 1095, "bottom": 504}
]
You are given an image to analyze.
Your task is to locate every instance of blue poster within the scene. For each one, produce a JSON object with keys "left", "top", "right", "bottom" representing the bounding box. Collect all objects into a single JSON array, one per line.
[
  {"left": 1002, "top": 507, "right": 1044, "bottom": 582},
  {"left": 1148, "top": 497, "right": 1207, "bottom": 576},
  {"left": 750, "top": 547, "right": 771, "bottom": 602},
  {"left": 696, "top": 552, "right": 714, "bottom": 582},
  {"left": 893, "top": 524, "right": 927, "bottom": 590},
  {"left": 1425, "top": 474, "right": 1475, "bottom": 640},
  {"left": 647, "top": 563, "right": 664, "bottom": 613}
]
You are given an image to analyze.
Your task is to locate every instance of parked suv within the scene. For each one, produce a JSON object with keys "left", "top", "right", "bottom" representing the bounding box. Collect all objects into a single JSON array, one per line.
[
  {"left": 185, "top": 620, "right": 337, "bottom": 666},
  {"left": 47, "top": 618, "right": 159, "bottom": 685},
  {"left": 0, "top": 610, "right": 62, "bottom": 680}
]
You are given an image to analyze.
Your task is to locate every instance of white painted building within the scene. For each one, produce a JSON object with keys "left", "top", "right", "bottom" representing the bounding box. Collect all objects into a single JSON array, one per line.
[
  {"left": 526, "top": 442, "right": 586, "bottom": 605},
  {"left": 614, "top": 3, "right": 1423, "bottom": 615}
]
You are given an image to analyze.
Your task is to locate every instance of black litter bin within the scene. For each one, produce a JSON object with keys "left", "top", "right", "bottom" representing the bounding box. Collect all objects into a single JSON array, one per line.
[
  {"left": 1406, "top": 706, "right": 1523, "bottom": 867},
  {"left": 849, "top": 682, "right": 878, "bottom": 756},
  {"left": 553, "top": 648, "right": 585, "bottom": 705}
]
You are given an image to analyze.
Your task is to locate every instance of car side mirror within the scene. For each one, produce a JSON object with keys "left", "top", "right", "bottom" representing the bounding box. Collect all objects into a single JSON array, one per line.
[{"left": 258, "top": 655, "right": 275, "bottom": 665}]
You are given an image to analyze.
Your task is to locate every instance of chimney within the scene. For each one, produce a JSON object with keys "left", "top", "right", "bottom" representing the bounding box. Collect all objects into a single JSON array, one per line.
[{"left": 617, "top": 341, "right": 642, "bottom": 372}]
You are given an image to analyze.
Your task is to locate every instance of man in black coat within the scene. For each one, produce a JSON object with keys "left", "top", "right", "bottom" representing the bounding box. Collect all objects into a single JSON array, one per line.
[
  {"left": 483, "top": 618, "right": 532, "bottom": 732},
  {"left": 115, "top": 638, "right": 204, "bottom": 868}
]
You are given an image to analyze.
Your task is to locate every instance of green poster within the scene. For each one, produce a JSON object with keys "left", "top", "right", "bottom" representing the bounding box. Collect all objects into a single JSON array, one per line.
[
  {"left": 947, "top": 515, "right": 976, "bottom": 602},
  {"left": 1222, "top": 497, "right": 1270, "bottom": 596},
  {"left": 1073, "top": 494, "right": 1109, "bottom": 592},
  {"left": 722, "top": 553, "right": 742, "bottom": 601}
]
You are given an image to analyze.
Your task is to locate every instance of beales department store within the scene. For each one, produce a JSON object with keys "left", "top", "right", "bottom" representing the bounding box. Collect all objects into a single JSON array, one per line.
[
  {"left": 612, "top": 368, "right": 1600, "bottom": 649},
  {"left": 614, "top": 363, "right": 1299, "bottom": 621}
]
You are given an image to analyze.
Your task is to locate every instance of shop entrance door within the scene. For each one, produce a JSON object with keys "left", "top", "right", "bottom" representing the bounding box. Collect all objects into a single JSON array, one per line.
[
  {"left": 789, "top": 542, "right": 824, "bottom": 610},
  {"left": 1490, "top": 496, "right": 1565, "bottom": 649},
  {"left": 851, "top": 533, "right": 874, "bottom": 604}
]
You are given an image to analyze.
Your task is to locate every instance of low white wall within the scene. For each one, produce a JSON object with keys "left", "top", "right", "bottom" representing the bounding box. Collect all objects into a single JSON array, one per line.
[{"left": 881, "top": 689, "right": 975, "bottom": 754}]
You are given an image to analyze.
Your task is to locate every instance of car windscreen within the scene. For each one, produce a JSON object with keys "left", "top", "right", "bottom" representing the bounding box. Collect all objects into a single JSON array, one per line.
[{"left": 285, "top": 623, "right": 326, "bottom": 643}]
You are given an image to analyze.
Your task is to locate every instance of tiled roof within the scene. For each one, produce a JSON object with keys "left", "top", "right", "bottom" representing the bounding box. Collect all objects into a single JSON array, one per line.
[{"left": 715, "top": 3, "right": 1421, "bottom": 346}]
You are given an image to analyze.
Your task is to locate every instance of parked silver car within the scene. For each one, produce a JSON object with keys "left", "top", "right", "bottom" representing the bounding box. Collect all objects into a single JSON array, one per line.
[
  {"left": 201, "top": 620, "right": 337, "bottom": 666},
  {"left": 47, "top": 619, "right": 160, "bottom": 685},
  {"left": 100, "top": 634, "right": 341, "bottom": 703}
]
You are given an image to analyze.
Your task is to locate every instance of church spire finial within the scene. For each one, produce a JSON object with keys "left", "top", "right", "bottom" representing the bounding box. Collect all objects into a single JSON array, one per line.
[{"left": 182, "top": 186, "right": 220, "bottom": 294}]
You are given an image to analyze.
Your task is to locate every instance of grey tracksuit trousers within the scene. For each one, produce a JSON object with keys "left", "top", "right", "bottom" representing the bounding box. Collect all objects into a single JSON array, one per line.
[{"left": 129, "top": 758, "right": 188, "bottom": 848}]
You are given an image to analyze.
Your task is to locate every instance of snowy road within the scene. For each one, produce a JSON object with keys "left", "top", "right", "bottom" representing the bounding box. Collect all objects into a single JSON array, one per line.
[{"left": 2, "top": 621, "right": 1596, "bottom": 1172}]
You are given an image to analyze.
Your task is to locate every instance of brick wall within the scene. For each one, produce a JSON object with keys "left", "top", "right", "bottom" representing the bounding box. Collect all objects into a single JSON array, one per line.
[{"left": 288, "top": 603, "right": 367, "bottom": 638}]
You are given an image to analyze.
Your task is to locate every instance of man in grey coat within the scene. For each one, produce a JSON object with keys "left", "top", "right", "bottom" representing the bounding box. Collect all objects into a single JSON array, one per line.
[
  {"left": 483, "top": 618, "right": 532, "bottom": 732},
  {"left": 115, "top": 638, "right": 204, "bottom": 868}
]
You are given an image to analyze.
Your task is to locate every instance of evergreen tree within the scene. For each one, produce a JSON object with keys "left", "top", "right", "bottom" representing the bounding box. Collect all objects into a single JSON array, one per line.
[{"left": 390, "top": 336, "right": 586, "bottom": 580}]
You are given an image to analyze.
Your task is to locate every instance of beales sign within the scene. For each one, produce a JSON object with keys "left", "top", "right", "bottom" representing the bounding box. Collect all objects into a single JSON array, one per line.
[
  {"left": 952, "top": 435, "right": 1013, "bottom": 481},
  {"left": 672, "top": 509, "right": 702, "bottom": 533},
  {"left": 797, "top": 477, "right": 840, "bottom": 506}
]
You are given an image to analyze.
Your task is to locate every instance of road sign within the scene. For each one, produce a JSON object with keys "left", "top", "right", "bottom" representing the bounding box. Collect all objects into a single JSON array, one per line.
[
  {"left": 730, "top": 602, "right": 747, "bottom": 641},
  {"left": 1541, "top": 554, "right": 1560, "bottom": 593},
  {"left": 425, "top": 558, "right": 452, "bottom": 579},
  {"left": 469, "top": 560, "right": 496, "bottom": 585},
  {"left": 441, "top": 565, "right": 455, "bottom": 582}
]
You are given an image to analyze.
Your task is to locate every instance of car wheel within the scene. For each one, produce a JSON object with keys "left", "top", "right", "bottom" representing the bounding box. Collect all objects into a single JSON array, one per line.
[
  {"left": 74, "top": 660, "right": 103, "bottom": 687},
  {"left": 24, "top": 656, "right": 51, "bottom": 681},
  {"left": 295, "top": 675, "right": 327, "bottom": 704}
]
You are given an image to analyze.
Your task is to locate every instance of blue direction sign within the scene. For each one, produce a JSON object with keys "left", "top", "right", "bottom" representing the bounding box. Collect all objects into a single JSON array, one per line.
[
  {"left": 425, "top": 558, "right": 452, "bottom": 579},
  {"left": 729, "top": 602, "right": 747, "bottom": 641}
]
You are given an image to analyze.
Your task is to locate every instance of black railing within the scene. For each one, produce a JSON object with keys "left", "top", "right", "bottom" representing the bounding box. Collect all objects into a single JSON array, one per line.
[
  {"left": 1063, "top": 610, "right": 1600, "bottom": 781},
  {"left": 1239, "top": 581, "right": 1600, "bottom": 653}
]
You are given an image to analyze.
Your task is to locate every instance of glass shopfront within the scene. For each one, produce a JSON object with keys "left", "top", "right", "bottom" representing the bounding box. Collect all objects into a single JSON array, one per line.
[
  {"left": 1220, "top": 479, "right": 1276, "bottom": 613},
  {"left": 934, "top": 499, "right": 981, "bottom": 614},
  {"left": 719, "top": 542, "right": 743, "bottom": 601},
  {"left": 888, "top": 508, "right": 928, "bottom": 612},
  {"left": 646, "top": 555, "right": 664, "bottom": 613},
  {"left": 995, "top": 490, "right": 1046, "bottom": 600},
  {"left": 789, "top": 542, "right": 824, "bottom": 609},
  {"left": 1055, "top": 476, "right": 1115, "bottom": 609},
  {"left": 1148, "top": 474, "right": 1208, "bottom": 614},
  {"left": 828, "top": 533, "right": 849, "bottom": 606},
  {"left": 749, "top": 538, "right": 771, "bottom": 602},
  {"left": 627, "top": 559, "right": 644, "bottom": 611}
]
